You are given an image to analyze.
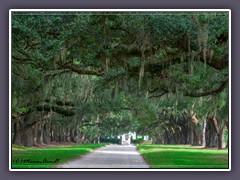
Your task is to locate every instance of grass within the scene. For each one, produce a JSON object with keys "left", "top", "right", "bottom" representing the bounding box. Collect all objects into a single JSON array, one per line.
[
  {"left": 137, "top": 144, "right": 229, "bottom": 169},
  {"left": 12, "top": 143, "right": 106, "bottom": 169}
]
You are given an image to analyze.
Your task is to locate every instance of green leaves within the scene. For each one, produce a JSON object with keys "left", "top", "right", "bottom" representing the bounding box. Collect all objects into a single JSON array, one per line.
[{"left": 12, "top": 11, "right": 229, "bottom": 140}]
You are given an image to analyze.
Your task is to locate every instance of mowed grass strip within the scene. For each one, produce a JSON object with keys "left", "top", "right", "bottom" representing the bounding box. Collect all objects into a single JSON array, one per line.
[
  {"left": 12, "top": 143, "right": 106, "bottom": 169},
  {"left": 137, "top": 144, "right": 228, "bottom": 169}
]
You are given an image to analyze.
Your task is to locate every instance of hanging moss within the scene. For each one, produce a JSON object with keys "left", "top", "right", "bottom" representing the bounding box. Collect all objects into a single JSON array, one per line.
[
  {"left": 194, "top": 15, "right": 209, "bottom": 72},
  {"left": 106, "top": 57, "right": 110, "bottom": 71},
  {"left": 138, "top": 58, "right": 145, "bottom": 89}
]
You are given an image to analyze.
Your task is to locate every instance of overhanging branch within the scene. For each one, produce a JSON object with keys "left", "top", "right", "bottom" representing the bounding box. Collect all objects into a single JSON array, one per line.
[
  {"left": 56, "top": 61, "right": 105, "bottom": 76},
  {"left": 148, "top": 80, "right": 228, "bottom": 98},
  {"left": 36, "top": 104, "right": 75, "bottom": 116},
  {"left": 184, "top": 80, "right": 228, "bottom": 97}
]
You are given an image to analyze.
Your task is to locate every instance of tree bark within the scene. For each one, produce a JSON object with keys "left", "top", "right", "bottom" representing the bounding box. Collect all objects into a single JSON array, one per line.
[
  {"left": 37, "top": 121, "right": 44, "bottom": 145},
  {"left": 164, "top": 130, "right": 170, "bottom": 144},
  {"left": 66, "top": 127, "right": 71, "bottom": 142},
  {"left": 189, "top": 122, "right": 194, "bottom": 145},
  {"left": 217, "top": 132, "right": 223, "bottom": 149},
  {"left": 50, "top": 125, "right": 54, "bottom": 141},
  {"left": 32, "top": 123, "right": 38, "bottom": 146},
  {"left": 205, "top": 118, "right": 217, "bottom": 148},
  {"left": 43, "top": 120, "right": 51, "bottom": 144},
  {"left": 226, "top": 120, "right": 229, "bottom": 148},
  {"left": 13, "top": 122, "right": 23, "bottom": 145},
  {"left": 202, "top": 118, "right": 207, "bottom": 147},
  {"left": 13, "top": 113, "right": 36, "bottom": 146},
  {"left": 22, "top": 128, "right": 33, "bottom": 147},
  {"left": 217, "top": 126, "right": 226, "bottom": 149}
]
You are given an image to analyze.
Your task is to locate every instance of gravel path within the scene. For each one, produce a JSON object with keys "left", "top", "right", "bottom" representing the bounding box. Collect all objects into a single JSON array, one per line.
[{"left": 56, "top": 144, "right": 149, "bottom": 168}]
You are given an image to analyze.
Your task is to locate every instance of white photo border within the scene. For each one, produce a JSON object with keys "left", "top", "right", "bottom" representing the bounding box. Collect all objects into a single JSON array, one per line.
[{"left": 9, "top": 9, "right": 231, "bottom": 172}]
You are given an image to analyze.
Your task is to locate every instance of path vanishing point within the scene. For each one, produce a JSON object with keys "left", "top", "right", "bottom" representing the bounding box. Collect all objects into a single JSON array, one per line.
[{"left": 57, "top": 144, "right": 150, "bottom": 168}]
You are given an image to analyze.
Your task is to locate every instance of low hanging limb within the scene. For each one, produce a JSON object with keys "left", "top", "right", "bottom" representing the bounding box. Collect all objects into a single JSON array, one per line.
[
  {"left": 148, "top": 79, "right": 228, "bottom": 98},
  {"left": 45, "top": 98, "right": 75, "bottom": 107},
  {"left": 148, "top": 91, "right": 168, "bottom": 99},
  {"left": 184, "top": 80, "right": 228, "bottom": 97},
  {"left": 36, "top": 104, "right": 75, "bottom": 116},
  {"left": 55, "top": 49, "right": 227, "bottom": 78},
  {"left": 56, "top": 60, "right": 105, "bottom": 76}
]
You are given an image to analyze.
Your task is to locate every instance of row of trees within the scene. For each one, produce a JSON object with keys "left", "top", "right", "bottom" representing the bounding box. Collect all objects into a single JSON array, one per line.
[
  {"left": 11, "top": 11, "right": 229, "bottom": 149},
  {"left": 136, "top": 90, "right": 228, "bottom": 149}
]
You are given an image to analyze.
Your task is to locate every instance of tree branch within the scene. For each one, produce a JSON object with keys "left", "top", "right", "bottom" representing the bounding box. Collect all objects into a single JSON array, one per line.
[
  {"left": 148, "top": 80, "right": 228, "bottom": 98},
  {"left": 56, "top": 61, "right": 105, "bottom": 76},
  {"left": 184, "top": 80, "right": 228, "bottom": 97},
  {"left": 45, "top": 98, "right": 75, "bottom": 107},
  {"left": 149, "top": 91, "right": 168, "bottom": 99},
  {"left": 36, "top": 103, "right": 75, "bottom": 116}
]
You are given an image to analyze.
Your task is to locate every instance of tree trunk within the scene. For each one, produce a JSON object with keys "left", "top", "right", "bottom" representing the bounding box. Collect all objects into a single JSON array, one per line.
[
  {"left": 43, "top": 120, "right": 51, "bottom": 144},
  {"left": 193, "top": 125, "right": 202, "bottom": 146},
  {"left": 205, "top": 118, "right": 217, "bottom": 148},
  {"left": 217, "top": 132, "right": 223, "bottom": 149},
  {"left": 66, "top": 127, "right": 71, "bottom": 142},
  {"left": 61, "top": 126, "right": 65, "bottom": 142},
  {"left": 189, "top": 123, "right": 194, "bottom": 145},
  {"left": 70, "top": 128, "right": 74, "bottom": 142},
  {"left": 226, "top": 120, "right": 229, "bottom": 148},
  {"left": 217, "top": 126, "right": 226, "bottom": 149},
  {"left": 209, "top": 117, "right": 226, "bottom": 149},
  {"left": 182, "top": 125, "right": 188, "bottom": 144},
  {"left": 202, "top": 118, "right": 207, "bottom": 147},
  {"left": 32, "top": 123, "right": 38, "bottom": 146},
  {"left": 57, "top": 125, "right": 62, "bottom": 142},
  {"left": 37, "top": 122, "right": 44, "bottom": 145},
  {"left": 50, "top": 125, "right": 54, "bottom": 141},
  {"left": 13, "top": 113, "right": 37, "bottom": 147},
  {"left": 22, "top": 128, "right": 33, "bottom": 147},
  {"left": 164, "top": 130, "right": 170, "bottom": 144},
  {"left": 13, "top": 122, "right": 23, "bottom": 145},
  {"left": 193, "top": 130, "right": 199, "bottom": 145},
  {"left": 226, "top": 136, "right": 229, "bottom": 148}
]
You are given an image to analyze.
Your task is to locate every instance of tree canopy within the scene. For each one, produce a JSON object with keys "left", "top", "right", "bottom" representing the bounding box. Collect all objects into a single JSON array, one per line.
[{"left": 11, "top": 11, "right": 229, "bottom": 148}]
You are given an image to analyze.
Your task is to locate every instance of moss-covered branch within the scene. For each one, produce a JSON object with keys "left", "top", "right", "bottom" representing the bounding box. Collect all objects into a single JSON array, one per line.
[{"left": 36, "top": 103, "right": 75, "bottom": 116}]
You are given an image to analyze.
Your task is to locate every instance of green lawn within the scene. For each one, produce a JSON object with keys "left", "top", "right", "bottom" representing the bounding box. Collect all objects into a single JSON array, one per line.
[
  {"left": 137, "top": 144, "right": 229, "bottom": 169},
  {"left": 12, "top": 143, "right": 106, "bottom": 169}
]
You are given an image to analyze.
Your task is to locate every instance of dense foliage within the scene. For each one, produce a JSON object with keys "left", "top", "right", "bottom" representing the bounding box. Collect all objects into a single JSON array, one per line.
[{"left": 11, "top": 11, "right": 229, "bottom": 149}]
